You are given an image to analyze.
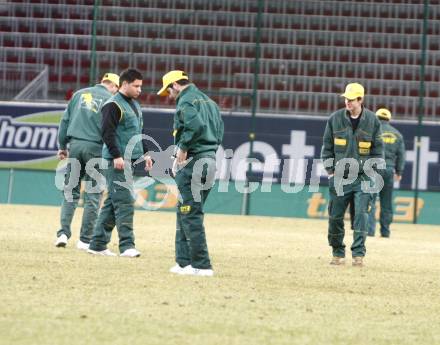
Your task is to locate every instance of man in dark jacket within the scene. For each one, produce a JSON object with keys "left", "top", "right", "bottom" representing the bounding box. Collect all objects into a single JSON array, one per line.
[
  {"left": 321, "top": 83, "right": 384, "bottom": 267},
  {"left": 87, "top": 68, "right": 152, "bottom": 257}
]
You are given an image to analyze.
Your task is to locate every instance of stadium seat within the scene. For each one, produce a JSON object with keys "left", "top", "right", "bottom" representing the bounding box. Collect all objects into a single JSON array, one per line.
[{"left": 1, "top": 0, "right": 439, "bottom": 118}]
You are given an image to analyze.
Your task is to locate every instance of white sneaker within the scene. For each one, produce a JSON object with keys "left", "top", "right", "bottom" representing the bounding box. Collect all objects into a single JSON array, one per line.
[
  {"left": 87, "top": 248, "right": 117, "bottom": 256},
  {"left": 120, "top": 248, "right": 141, "bottom": 258},
  {"left": 54, "top": 234, "right": 68, "bottom": 248},
  {"left": 76, "top": 240, "right": 89, "bottom": 251},
  {"left": 178, "top": 265, "right": 214, "bottom": 277},
  {"left": 169, "top": 263, "right": 190, "bottom": 274}
]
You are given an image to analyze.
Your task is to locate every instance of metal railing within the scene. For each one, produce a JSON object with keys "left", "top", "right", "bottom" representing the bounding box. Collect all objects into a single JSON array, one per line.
[
  {"left": 0, "top": 62, "right": 48, "bottom": 101},
  {"left": 14, "top": 65, "right": 49, "bottom": 101}
]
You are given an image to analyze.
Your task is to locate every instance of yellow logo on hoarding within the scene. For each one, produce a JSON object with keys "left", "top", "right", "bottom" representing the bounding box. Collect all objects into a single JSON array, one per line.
[{"left": 307, "top": 193, "right": 424, "bottom": 222}]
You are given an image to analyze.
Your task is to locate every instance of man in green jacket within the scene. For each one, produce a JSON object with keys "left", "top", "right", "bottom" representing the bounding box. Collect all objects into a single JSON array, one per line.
[
  {"left": 55, "top": 73, "right": 119, "bottom": 250},
  {"left": 157, "top": 70, "right": 224, "bottom": 276},
  {"left": 87, "top": 68, "right": 153, "bottom": 257},
  {"left": 321, "top": 83, "right": 384, "bottom": 267},
  {"left": 368, "top": 108, "right": 406, "bottom": 238}
]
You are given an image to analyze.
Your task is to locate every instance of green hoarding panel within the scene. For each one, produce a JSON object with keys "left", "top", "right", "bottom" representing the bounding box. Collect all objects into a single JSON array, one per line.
[
  {"left": 133, "top": 179, "right": 242, "bottom": 215},
  {"left": 11, "top": 170, "right": 61, "bottom": 206},
  {"left": 0, "top": 169, "right": 10, "bottom": 203},
  {"left": 248, "top": 183, "right": 316, "bottom": 218},
  {"left": 2, "top": 170, "right": 440, "bottom": 225},
  {"left": 248, "top": 184, "right": 440, "bottom": 225},
  {"left": 205, "top": 182, "right": 243, "bottom": 215}
]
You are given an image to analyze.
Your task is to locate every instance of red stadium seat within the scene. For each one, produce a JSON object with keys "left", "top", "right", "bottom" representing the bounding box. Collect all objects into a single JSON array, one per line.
[{"left": 1, "top": 0, "right": 438, "bottom": 120}]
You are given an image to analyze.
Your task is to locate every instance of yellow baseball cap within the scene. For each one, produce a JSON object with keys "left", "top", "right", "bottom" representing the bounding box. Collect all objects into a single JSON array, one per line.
[
  {"left": 101, "top": 73, "right": 120, "bottom": 87},
  {"left": 157, "top": 70, "right": 189, "bottom": 96},
  {"left": 376, "top": 108, "right": 392, "bottom": 120},
  {"left": 341, "top": 83, "right": 364, "bottom": 99}
]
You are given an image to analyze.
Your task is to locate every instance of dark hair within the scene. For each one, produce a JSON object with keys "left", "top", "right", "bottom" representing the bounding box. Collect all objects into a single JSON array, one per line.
[
  {"left": 176, "top": 78, "right": 190, "bottom": 86},
  {"left": 167, "top": 78, "right": 190, "bottom": 90},
  {"left": 119, "top": 68, "right": 143, "bottom": 85}
]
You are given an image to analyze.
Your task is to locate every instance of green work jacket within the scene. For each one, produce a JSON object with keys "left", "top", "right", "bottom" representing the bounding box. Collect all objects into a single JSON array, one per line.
[
  {"left": 58, "top": 84, "right": 112, "bottom": 149},
  {"left": 321, "top": 107, "right": 384, "bottom": 176},
  {"left": 379, "top": 119, "right": 406, "bottom": 175},
  {"left": 173, "top": 84, "right": 224, "bottom": 157},
  {"left": 102, "top": 92, "right": 144, "bottom": 160}
]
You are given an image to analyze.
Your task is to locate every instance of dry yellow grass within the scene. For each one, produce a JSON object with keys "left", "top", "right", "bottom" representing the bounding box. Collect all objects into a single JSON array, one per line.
[{"left": 1, "top": 204, "right": 440, "bottom": 345}]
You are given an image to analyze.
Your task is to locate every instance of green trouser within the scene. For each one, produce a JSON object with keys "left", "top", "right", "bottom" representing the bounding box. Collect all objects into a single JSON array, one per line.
[
  {"left": 328, "top": 175, "right": 372, "bottom": 258},
  {"left": 57, "top": 139, "right": 103, "bottom": 243},
  {"left": 89, "top": 161, "right": 136, "bottom": 253},
  {"left": 368, "top": 168, "right": 394, "bottom": 237},
  {"left": 174, "top": 156, "right": 216, "bottom": 269}
]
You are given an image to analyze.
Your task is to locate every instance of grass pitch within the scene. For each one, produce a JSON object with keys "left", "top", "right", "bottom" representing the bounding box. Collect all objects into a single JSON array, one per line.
[{"left": 1, "top": 204, "right": 440, "bottom": 345}]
